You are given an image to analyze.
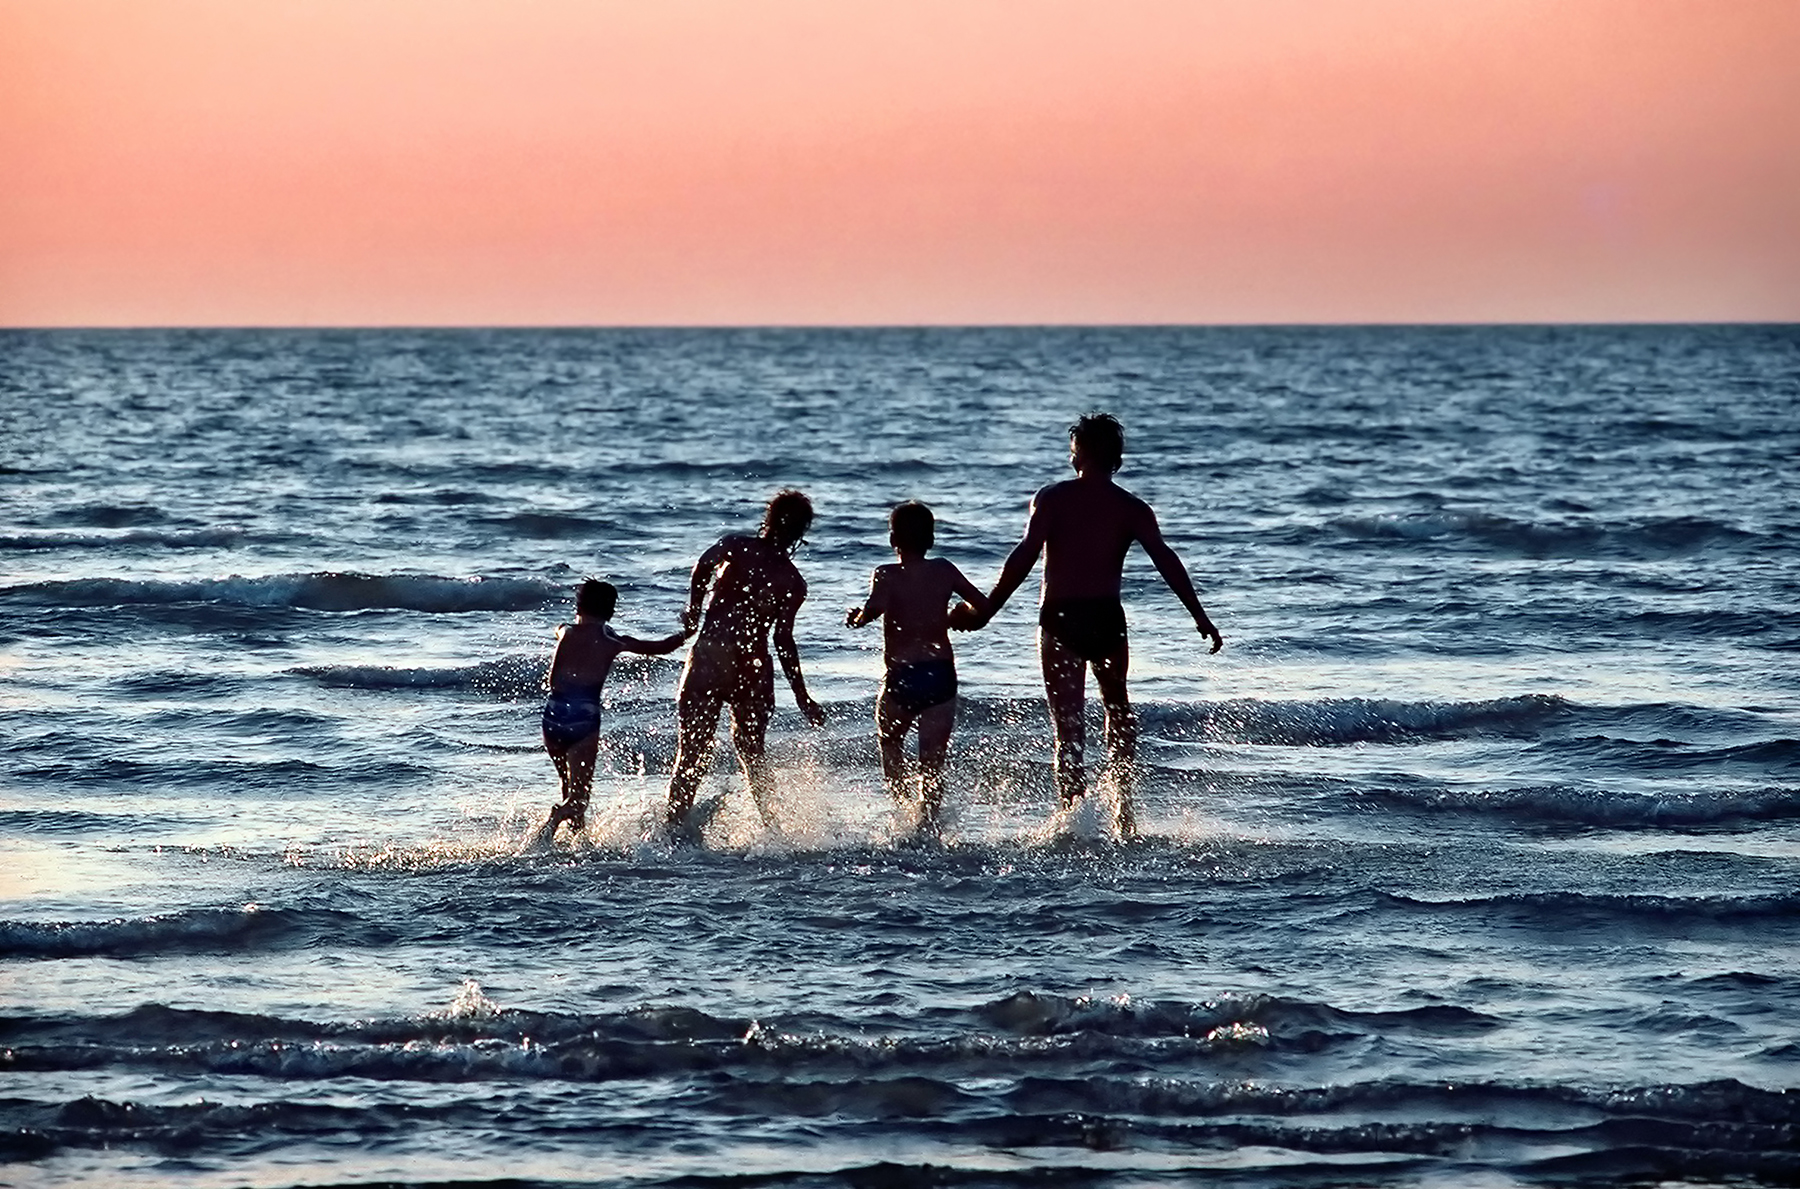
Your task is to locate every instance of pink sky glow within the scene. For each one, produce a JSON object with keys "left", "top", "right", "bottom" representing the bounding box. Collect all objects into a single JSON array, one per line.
[{"left": 2, "top": 0, "right": 1796, "bottom": 326}]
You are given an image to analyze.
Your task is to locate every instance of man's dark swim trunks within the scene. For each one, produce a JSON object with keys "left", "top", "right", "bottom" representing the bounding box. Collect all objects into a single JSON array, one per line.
[
  {"left": 883, "top": 657, "right": 957, "bottom": 717},
  {"left": 1039, "top": 597, "right": 1128, "bottom": 662},
  {"left": 541, "top": 687, "right": 602, "bottom": 750}
]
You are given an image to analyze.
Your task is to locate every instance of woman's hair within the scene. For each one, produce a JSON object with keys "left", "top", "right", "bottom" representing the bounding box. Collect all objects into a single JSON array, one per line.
[
  {"left": 576, "top": 579, "right": 617, "bottom": 619},
  {"left": 889, "top": 501, "right": 934, "bottom": 553},
  {"left": 762, "top": 489, "right": 814, "bottom": 551},
  {"left": 1070, "top": 412, "right": 1125, "bottom": 474}
]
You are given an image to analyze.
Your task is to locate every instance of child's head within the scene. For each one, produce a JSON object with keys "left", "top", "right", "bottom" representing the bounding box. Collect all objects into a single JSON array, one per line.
[
  {"left": 576, "top": 579, "right": 617, "bottom": 620},
  {"left": 889, "top": 501, "right": 934, "bottom": 555},
  {"left": 1069, "top": 412, "right": 1125, "bottom": 474}
]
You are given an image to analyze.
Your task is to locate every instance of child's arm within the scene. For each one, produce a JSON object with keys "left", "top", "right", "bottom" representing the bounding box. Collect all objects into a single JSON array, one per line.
[
  {"left": 844, "top": 568, "right": 888, "bottom": 628},
  {"left": 615, "top": 627, "right": 690, "bottom": 656}
]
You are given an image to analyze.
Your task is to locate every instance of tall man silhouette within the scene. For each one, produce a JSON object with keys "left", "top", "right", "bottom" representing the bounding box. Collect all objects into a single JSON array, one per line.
[{"left": 975, "top": 413, "right": 1222, "bottom": 834}]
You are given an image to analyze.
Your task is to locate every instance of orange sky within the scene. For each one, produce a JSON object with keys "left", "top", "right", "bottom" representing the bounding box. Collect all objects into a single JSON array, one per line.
[{"left": 2, "top": 0, "right": 1796, "bottom": 326}]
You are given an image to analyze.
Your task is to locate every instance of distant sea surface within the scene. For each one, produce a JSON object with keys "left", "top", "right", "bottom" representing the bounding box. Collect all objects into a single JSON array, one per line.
[{"left": 2, "top": 325, "right": 1797, "bottom": 1188}]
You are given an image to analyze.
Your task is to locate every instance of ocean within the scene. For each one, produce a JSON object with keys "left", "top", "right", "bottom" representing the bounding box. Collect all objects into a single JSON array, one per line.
[{"left": 1, "top": 324, "right": 1796, "bottom": 1187}]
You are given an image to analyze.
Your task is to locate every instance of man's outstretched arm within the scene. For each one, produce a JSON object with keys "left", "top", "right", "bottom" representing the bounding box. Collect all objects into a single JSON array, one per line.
[{"left": 1137, "top": 512, "right": 1223, "bottom": 653}]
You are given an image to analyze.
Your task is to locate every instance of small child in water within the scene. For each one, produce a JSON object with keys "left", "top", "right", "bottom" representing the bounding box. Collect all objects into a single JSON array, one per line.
[
  {"left": 846, "top": 502, "right": 989, "bottom": 833},
  {"left": 539, "top": 578, "right": 688, "bottom": 840}
]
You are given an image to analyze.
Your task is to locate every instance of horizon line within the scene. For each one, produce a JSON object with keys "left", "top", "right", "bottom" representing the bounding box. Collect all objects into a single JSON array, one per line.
[{"left": 5, "top": 318, "right": 1796, "bottom": 334}]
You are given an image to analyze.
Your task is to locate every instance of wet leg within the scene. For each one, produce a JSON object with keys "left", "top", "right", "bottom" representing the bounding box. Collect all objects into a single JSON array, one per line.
[
  {"left": 552, "top": 733, "right": 599, "bottom": 834},
  {"left": 1039, "top": 629, "right": 1088, "bottom": 806},
  {"left": 915, "top": 698, "right": 956, "bottom": 830},
  {"left": 730, "top": 676, "right": 778, "bottom": 828},
  {"left": 667, "top": 682, "right": 724, "bottom": 827},
  {"left": 1093, "top": 646, "right": 1137, "bottom": 836},
  {"left": 875, "top": 689, "right": 914, "bottom": 806}
]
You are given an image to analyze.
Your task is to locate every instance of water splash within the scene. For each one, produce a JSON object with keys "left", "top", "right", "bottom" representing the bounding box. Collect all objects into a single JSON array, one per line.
[{"left": 437, "top": 979, "right": 502, "bottom": 1021}]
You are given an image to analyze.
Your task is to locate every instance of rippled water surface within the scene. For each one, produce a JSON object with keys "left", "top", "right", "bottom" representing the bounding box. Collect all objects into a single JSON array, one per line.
[{"left": 2, "top": 325, "right": 1797, "bottom": 1187}]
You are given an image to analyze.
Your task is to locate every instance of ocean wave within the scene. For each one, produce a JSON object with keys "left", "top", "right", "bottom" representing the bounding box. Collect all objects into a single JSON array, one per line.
[
  {"left": 1303, "top": 510, "right": 1762, "bottom": 560},
  {"left": 0, "top": 527, "right": 249, "bottom": 551},
  {"left": 472, "top": 511, "right": 656, "bottom": 540},
  {"left": 1349, "top": 784, "right": 1800, "bottom": 829},
  {"left": 41, "top": 503, "right": 170, "bottom": 529},
  {"left": 0, "top": 905, "right": 389, "bottom": 960},
  {"left": 1371, "top": 890, "right": 1800, "bottom": 931},
  {"left": 2, "top": 1070, "right": 1791, "bottom": 1179},
  {"left": 1002, "top": 1073, "right": 1800, "bottom": 1126},
  {"left": 291, "top": 651, "right": 679, "bottom": 699},
  {"left": 0, "top": 808, "right": 193, "bottom": 836},
  {"left": 970, "top": 990, "right": 1500, "bottom": 1040},
  {"left": 958, "top": 692, "right": 1574, "bottom": 748},
  {"left": 373, "top": 488, "right": 496, "bottom": 506},
  {"left": 0, "top": 990, "right": 1498, "bottom": 1082},
  {"left": 0, "top": 572, "right": 560, "bottom": 614},
  {"left": 9, "top": 753, "right": 430, "bottom": 793},
  {"left": 1620, "top": 607, "right": 1799, "bottom": 642},
  {"left": 292, "top": 656, "right": 542, "bottom": 697},
  {"left": 1530, "top": 735, "right": 1800, "bottom": 775},
  {"left": 1124, "top": 694, "right": 1571, "bottom": 747},
  {"left": 0, "top": 1093, "right": 481, "bottom": 1164},
  {"left": 1125, "top": 696, "right": 1786, "bottom": 758}
]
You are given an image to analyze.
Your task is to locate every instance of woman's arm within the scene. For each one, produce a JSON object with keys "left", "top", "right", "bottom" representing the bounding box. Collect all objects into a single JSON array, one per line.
[{"left": 681, "top": 539, "right": 730, "bottom": 632}]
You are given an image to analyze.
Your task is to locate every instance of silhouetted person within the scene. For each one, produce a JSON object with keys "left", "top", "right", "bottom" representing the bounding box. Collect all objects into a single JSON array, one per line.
[
  {"left": 538, "top": 579, "right": 687, "bottom": 841},
  {"left": 666, "top": 490, "right": 827, "bottom": 834},
  {"left": 976, "top": 413, "right": 1222, "bottom": 834},
  {"left": 846, "top": 501, "right": 990, "bottom": 834}
]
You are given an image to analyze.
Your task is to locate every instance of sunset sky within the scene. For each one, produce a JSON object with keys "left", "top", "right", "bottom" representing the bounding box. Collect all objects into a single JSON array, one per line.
[{"left": 3, "top": 0, "right": 1796, "bottom": 326}]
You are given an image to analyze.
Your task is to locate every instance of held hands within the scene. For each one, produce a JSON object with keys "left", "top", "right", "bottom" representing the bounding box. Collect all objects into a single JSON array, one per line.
[{"left": 947, "top": 601, "right": 985, "bottom": 632}]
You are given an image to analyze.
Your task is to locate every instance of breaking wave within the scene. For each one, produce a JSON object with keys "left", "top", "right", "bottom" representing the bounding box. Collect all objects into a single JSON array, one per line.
[
  {"left": 1355, "top": 784, "right": 1800, "bottom": 829},
  {"left": 0, "top": 572, "right": 559, "bottom": 613},
  {"left": 0, "top": 906, "right": 391, "bottom": 960}
]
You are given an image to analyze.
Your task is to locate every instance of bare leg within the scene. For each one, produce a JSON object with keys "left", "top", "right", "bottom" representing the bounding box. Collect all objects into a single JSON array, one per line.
[
  {"left": 1039, "top": 628, "right": 1089, "bottom": 806},
  {"left": 875, "top": 689, "right": 914, "bottom": 806},
  {"left": 1092, "top": 646, "right": 1137, "bottom": 836},
  {"left": 729, "top": 667, "right": 778, "bottom": 828},
  {"left": 545, "top": 748, "right": 573, "bottom": 833},
  {"left": 667, "top": 679, "right": 724, "bottom": 828},
  {"left": 550, "top": 733, "right": 599, "bottom": 834},
  {"left": 914, "top": 698, "right": 956, "bottom": 830}
]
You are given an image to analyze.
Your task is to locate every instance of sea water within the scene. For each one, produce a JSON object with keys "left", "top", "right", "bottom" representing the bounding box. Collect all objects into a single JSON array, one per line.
[{"left": 1, "top": 325, "right": 1796, "bottom": 1186}]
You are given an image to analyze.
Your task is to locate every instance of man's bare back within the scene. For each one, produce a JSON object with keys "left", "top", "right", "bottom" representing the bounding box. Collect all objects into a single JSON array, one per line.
[
  {"left": 1022, "top": 475, "right": 1221, "bottom": 646},
  {"left": 1031, "top": 477, "right": 1156, "bottom": 602}
]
